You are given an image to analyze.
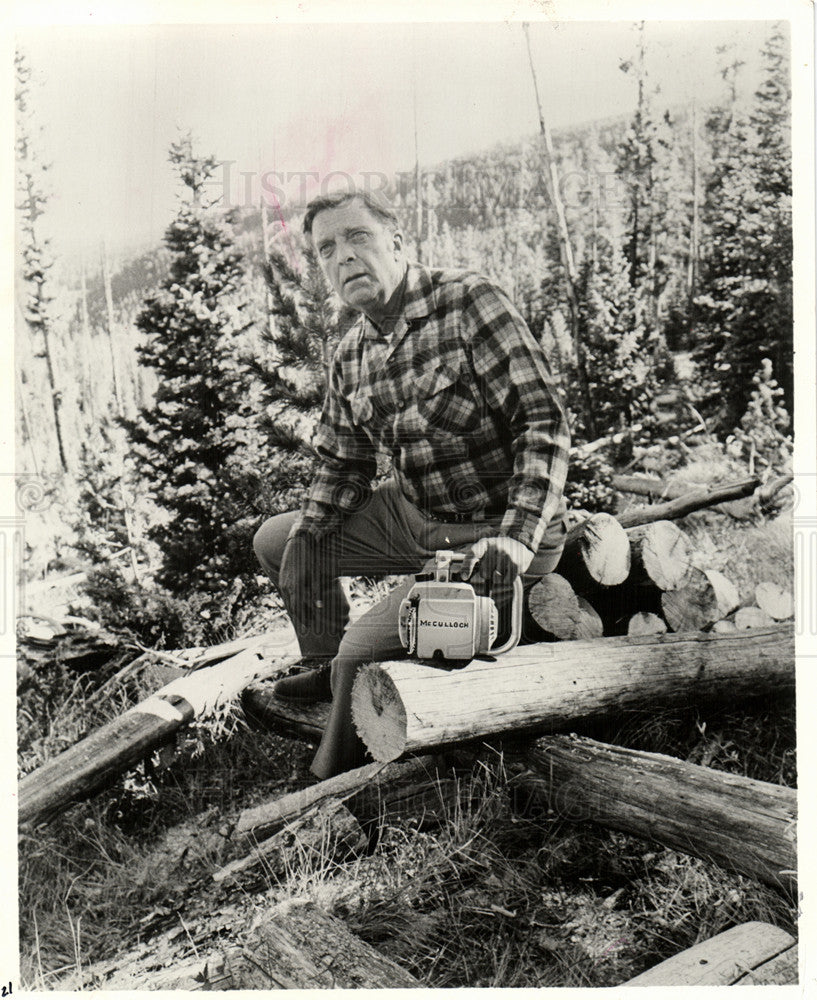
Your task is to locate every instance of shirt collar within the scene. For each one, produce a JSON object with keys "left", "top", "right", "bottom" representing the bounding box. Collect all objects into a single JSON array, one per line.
[{"left": 360, "top": 261, "right": 437, "bottom": 340}]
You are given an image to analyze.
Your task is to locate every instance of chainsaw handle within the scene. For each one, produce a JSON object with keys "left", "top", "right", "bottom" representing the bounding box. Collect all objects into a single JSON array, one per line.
[{"left": 490, "top": 576, "right": 524, "bottom": 655}]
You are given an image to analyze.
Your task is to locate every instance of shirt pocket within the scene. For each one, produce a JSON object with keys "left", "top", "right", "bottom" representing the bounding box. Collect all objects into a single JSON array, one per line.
[{"left": 414, "top": 354, "right": 481, "bottom": 434}]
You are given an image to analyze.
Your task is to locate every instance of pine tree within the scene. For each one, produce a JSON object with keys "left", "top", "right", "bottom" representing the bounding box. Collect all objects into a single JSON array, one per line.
[
  {"left": 574, "top": 230, "right": 657, "bottom": 449},
  {"left": 123, "top": 133, "right": 254, "bottom": 593},
  {"left": 242, "top": 240, "right": 356, "bottom": 515},
  {"left": 693, "top": 25, "right": 792, "bottom": 429}
]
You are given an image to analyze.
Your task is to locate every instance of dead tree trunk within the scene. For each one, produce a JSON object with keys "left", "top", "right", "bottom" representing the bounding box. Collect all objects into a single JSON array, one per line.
[
  {"left": 523, "top": 22, "right": 595, "bottom": 439},
  {"left": 623, "top": 922, "right": 797, "bottom": 986},
  {"left": 19, "top": 647, "right": 300, "bottom": 826},
  {"left": 351, "top": 625, "right": 794, "bottom": 763},
  {"left": 517, "top": 735, "right": 796, "bottom": 891}
]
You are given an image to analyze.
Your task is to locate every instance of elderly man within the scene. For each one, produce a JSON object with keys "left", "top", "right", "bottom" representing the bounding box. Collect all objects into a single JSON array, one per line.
[{"left": 253, "top": 190, "right": 570, "bottom": 778}]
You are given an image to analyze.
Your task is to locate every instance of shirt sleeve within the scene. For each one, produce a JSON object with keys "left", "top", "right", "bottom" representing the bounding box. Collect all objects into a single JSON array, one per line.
[
  {"left": 462, "top": 277, "right": 571, "bottom": 553},
  {"left": 287, "top": 354, "right": 378, "bottom": 541}
]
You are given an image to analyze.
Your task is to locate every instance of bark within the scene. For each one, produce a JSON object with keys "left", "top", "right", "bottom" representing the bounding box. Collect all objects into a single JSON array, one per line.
[
  {"left": 623, "top": 922, "right": 797, "bottom": 986},
  {"left": 518, "top": 735, "right": 796, "bottom": 891},
  {"left": 19, "top": 648, "right": 300, "bottom": 826},
  {"left": 350, "top": 624, "right": 794, "bottom": 763}
]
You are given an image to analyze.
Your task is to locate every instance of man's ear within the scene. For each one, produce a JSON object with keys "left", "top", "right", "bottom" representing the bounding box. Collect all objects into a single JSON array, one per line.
[{"left": 392, "top": 229, "right": 404, "bottom": 257}]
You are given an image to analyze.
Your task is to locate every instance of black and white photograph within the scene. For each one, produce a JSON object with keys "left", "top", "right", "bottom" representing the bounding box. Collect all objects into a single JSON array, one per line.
[{"left": 8, "top": 0, "right": 815, "bottom": 990}]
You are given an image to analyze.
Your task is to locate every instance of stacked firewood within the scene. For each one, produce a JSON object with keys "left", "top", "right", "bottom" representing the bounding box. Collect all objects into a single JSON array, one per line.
[{"left": 530, "top": 512, "right": 794, "bottom": 641}]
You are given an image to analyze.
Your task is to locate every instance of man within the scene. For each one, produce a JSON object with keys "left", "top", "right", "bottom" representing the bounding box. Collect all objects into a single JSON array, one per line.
[{"left": 253, "top": 189, "right": 570, "bottom": 779}]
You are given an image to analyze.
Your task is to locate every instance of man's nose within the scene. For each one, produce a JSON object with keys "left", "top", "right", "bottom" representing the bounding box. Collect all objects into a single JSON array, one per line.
[{"left": 336, "top": 237, "right": 357, "bottom": 263}]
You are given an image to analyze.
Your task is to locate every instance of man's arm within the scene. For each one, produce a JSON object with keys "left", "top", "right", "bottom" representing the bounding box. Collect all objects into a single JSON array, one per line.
[{"left": 462, "top": 276, "right": 571, "bottom": 556}]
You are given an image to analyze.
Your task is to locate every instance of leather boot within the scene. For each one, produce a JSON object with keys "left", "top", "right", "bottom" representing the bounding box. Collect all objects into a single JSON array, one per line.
[{"left": 274, "top": 660, "right": 333, "bottom": 703}]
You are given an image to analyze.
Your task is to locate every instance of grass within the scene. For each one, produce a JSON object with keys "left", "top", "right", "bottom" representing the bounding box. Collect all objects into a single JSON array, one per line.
[{"left": 18, "top": 442, "right": 798, "bottom": 989}]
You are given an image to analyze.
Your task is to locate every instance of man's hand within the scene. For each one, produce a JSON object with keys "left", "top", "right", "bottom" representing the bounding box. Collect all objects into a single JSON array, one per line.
[
  {"left": 279, "top": 532, "right": 339, "bottom": 631},
  {"left": 459, "top": 536, "right": 535, "bottom": 596}
]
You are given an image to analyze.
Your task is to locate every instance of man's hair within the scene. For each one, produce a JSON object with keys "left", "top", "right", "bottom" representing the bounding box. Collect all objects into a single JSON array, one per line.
[{"left": 302, "top": 190, "right": 400, "bottom": 237}]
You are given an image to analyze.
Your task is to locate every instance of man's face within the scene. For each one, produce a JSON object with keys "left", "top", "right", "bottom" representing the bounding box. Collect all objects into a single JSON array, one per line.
[{"left": 311, "top": 200, "right": 405, "bottom": 315}]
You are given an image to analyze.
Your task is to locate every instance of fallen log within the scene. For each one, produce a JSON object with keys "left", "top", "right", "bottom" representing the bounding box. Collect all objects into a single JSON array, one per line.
[
  {"left": 19, "top": 646, "right": 300, "bottom": 827},
  {"left": 241, "top": 684, "right": 330, "bottom": 743},
  {"left": 626, "top": 520, "right": 693, "bottom": 591},
  {"left": 556, "top": 512, "right": 631, "bottom": 591},
  {"left": 214, "top": 797, "right": 367, "bottom": 885},
  {"left": 351, "top": 624, "right": 794, "bottom": 763},
  {"left": 616, "top": 476, "right": 760, "bottom": 529},
  {"left": 517, "top": 735, "right": 796, "bottom": 890},
  {"left": 237, "top": 754, "right": 451, "bottom": 842},
  {"left": 623, "top": 922, "right": 797, "bottom": 986},
  {"left": 224, "top": 899, "right": 420, "bottom": 988}
]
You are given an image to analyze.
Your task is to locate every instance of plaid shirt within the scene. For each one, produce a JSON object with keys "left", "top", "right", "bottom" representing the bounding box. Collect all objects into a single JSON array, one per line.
[{"left": 290, "top": 262, "right": 570, "bottom": 553}]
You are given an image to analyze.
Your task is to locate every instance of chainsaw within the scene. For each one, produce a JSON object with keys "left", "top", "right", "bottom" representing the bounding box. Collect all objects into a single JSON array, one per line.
[{"left": 397, "top": 550, "right": 523, "bottom": 661}]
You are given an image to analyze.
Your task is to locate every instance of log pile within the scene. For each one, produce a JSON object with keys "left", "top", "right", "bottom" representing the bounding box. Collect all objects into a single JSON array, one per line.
[{"left": 531, "top": 506, "right": 793, "bottom": 640}]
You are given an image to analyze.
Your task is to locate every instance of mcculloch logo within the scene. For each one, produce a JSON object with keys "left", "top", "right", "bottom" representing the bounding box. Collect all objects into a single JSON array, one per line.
[{"left": 418, "top": 619, "right": 469, "bottom": 628}]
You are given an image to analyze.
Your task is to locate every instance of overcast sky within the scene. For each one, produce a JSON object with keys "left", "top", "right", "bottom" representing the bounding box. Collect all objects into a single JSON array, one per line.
[{"left": 17, "top": 18, "right": 775, "bottom": 266}]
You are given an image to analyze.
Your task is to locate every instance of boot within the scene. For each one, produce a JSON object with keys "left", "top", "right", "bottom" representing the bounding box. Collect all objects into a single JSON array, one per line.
[{"left": 274, "top": 658, "right": 333, "bottom": 703}]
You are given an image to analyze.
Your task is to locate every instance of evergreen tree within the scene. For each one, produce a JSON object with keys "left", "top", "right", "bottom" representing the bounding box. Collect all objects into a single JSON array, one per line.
[
  {"left": 123, "top": 133, "right": 254, "bottom": 593},
  {"left": 241, "top": 238, "right": 357, "bottom": 516},
  {"left": 693, "top": 25, "right": 792, "bottom": 429},
  {"left": 574, "top": 230, "right": 658, "bottom": 448}
]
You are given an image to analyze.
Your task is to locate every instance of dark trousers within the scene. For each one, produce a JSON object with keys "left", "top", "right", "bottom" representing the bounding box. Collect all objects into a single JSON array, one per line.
[{"left": 253, "top": 479, "right": 567, "bottom": 779}]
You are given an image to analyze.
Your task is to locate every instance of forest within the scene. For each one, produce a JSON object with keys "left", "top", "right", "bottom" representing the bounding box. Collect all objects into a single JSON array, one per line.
[{"left": 15, "top": 21, "right": 797, "bottom": 990}]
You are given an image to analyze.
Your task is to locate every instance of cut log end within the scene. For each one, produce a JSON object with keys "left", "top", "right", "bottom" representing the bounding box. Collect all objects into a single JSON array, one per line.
[
  {"left": 580, "top": 513, "right": 631, "bottom": 586},
  {"left": 632, "top": 520, "right": 693, "bottom": 591},
  {"left": 352, "top": 663, "right": 408, "bottom": 763},
  {"left": 628, "top": 612, "right": 668, "bottom": 636},
  {"left": 755, "top": 581, "right": 794, "bottom": 621}
]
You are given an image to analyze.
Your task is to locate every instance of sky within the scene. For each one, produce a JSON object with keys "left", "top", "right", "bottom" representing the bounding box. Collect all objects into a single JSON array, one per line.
[{"left": 16, "top": 17, "right": 776, "bottom": 267}]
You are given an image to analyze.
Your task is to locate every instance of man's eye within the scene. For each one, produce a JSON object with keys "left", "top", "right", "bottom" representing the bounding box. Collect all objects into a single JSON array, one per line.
[
  {"left": 319, "top": 244, "right": 333, "bottom": 258},
  {"left": 350, "top": 231, "right": 369, "bottom": 243}
]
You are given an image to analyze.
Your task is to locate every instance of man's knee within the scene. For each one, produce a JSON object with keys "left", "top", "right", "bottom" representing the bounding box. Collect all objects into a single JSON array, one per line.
[{"left": 253, "top": 513, "right": 295, "bottom": 580}]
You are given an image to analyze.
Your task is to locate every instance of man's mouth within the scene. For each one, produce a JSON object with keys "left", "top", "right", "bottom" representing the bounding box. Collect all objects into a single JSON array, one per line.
[{"left": 344, "top": 273, "right": 369, "bottom": 285}]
